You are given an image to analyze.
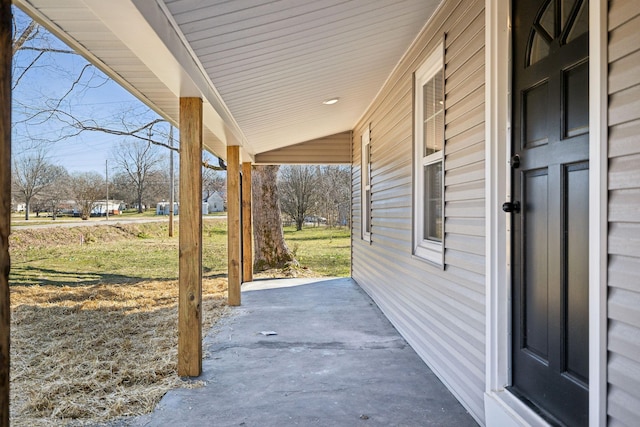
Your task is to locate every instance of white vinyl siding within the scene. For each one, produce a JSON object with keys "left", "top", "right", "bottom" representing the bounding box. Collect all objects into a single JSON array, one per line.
[
  {"left": 351, "top": 0, "right": 486, "bottom": 423},
  {"left": 607, "top": 0, "right": 640, "bottom": 425},
  {"left": 254, "top": 131, "right": 351, "bottom": 164}
]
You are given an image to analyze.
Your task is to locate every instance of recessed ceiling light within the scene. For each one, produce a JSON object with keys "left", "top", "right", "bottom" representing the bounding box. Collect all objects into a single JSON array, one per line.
[{"left": 323, "top": 98, "right": 339, "bottom": 105}]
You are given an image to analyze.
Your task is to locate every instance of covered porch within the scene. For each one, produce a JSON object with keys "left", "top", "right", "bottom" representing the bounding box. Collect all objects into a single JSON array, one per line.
[
  {"left": 2, "top": 0, "right": 638, "bottom": 425},
  {"left": 128, "top": 277, "right": 476, "bottom": 426},
  {"left": 2, "top": 0, "right": 437, "bottom": 385}
]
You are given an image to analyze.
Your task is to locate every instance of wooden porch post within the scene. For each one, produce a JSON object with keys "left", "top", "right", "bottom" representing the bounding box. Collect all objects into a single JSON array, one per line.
[
  {"left": 241, "top": 163, "right": 253, "bottom": 283},
  {"left": 0, "top": 0, "right": 11, "bottom": 422},
  {"left": 178, "top": 98, "right": 203, "bottom": 377},
  {"left": 227, "top": 146, "right": 241, "bottom": 306}
]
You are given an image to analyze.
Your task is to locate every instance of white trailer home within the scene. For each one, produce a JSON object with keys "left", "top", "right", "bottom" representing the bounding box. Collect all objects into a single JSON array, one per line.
[
  {"left": 2, "top": 1, "right": 638, "bottom": 425},
  {"left": 156, "top": 201, "right": 179, "bottom": 216}
]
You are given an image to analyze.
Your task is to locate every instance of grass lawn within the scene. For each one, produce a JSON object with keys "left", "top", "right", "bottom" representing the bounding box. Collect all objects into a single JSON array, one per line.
[
  {"left": 8, "top": 220, "right": 350, "bottom": 425},
  {"left": 10, "top": 221, "right": 350, "bottom": 285},
  {"left": 284, "top": 225, "right": 351, "bottom": 277}
]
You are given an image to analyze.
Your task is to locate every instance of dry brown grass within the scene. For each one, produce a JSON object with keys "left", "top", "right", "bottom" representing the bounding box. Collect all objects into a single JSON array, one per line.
[
  {"left": 10, "top": 223, "right": 155, "bottom": 251},
  {"left": 8, "top": 221, "right": 350, "bottom": 425},
  {"left": 10, "top": 278, "right": 228, "bottom": 426}
]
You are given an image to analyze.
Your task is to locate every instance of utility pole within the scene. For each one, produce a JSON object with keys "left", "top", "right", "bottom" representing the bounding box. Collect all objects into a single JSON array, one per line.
[
  {"left": 169, "top": 126, "right": 175, "bottom": 237},
  {"left": 105, "top": 159, "right": 109, "bottom": 220}
]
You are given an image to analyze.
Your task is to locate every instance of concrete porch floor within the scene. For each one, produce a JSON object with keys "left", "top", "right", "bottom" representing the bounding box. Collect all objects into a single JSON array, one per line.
[{"left": 126, "top": 277, "right": 477, "bottom": 426}]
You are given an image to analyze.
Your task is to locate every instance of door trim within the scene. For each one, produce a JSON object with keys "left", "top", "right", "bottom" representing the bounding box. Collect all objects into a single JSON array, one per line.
[
  {"left": 484, "top": 0, "right": 608, "bottom": 425},
  {"left": 587, "top": 0, "right": 608, "bottom": 424}
]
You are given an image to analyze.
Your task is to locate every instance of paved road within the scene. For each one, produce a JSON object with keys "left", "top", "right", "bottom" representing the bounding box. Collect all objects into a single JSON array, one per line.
[{"left": 11, "top": 215, "right": 226, "bottom": 230}]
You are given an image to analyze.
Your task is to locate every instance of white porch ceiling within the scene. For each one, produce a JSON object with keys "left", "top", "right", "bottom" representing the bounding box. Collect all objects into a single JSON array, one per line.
[{"left": 15, "top": 0, "right": 441, "bottom": 162}]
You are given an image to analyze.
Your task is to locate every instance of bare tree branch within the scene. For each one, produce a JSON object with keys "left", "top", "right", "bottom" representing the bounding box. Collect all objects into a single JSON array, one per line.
[
  {"left": 36, "top": 109, "right": 228, "bottom": 170},
  {"left": 12, "top": 51, "right": 44, "bottom": 90},
  {"left": 11, "top": 11, "right": 227, "bottom": 173},
  {"left": 35, "top": 64, "right": 103, "bottom": 124},
  {"left": 12, "top": 18, "right": 76, "bottom": 90},
  {"left": 17, "top": 46, "right": 77, "bottom": 55},
  {"left": 202, "top": 159, "right": 226, "bottom": 171},
  {"left": 77, "top": 118, "right": 178, "bottom": 151},
  {"left": 12, "top": 19, "right": 38, "bottom": 53}
]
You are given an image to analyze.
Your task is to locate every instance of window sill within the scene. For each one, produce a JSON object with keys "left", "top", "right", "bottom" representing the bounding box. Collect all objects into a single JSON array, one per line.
[{"left": 413, "top": 242, "right": 443, "bottom": 268}]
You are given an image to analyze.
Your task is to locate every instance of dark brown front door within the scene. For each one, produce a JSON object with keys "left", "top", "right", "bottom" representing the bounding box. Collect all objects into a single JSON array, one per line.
[{"left": 510, "top": 0, "right": 589, "bottom": 425}]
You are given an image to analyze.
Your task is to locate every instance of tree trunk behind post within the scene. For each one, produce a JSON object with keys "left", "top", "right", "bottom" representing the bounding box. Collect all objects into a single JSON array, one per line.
[
  {"left": 252, "top": 165, "right": 297, "bottom": 270},
  {"left": 227, "top": 146, "right": 241, "bottom": 306},
  {"left": 242, "top": 163, "right": 253, "bottom": 283},
  {"left": 178, "top": 98, "right": 202, "bottom": 377},
  {"left": 0, "top": 0, "right": 11, "bottom": 423}
]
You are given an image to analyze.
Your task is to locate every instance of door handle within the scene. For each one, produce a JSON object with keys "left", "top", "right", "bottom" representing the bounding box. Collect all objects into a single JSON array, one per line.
[
  {"left": 502, "top": 201, "right": 521, "bottom": 213},
  {"left": 511, "top": 154, "right": 520, "bottom": 169}
]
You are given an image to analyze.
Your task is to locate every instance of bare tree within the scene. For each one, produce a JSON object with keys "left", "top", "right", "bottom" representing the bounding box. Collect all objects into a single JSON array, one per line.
[
  {"left": 316, "top": 166, "right": 351, "bottom": 227},
  {"left": 252, "top": 165, "right": 298, "bottom": 270},
  {"left": 278, "top": 165, "right": 320, "bottom": 231},
  {"left": 112, "top": 138, "right": 164, "bottom": 213},
  {"left": 69, "top": 172, "right": 103, "bottom": 220},
  {"left": 41, "top": 169, "right": 70, "bottom": 220},
  {"left": 12, "top": 149, "right": 67, "bottom": 220},
  {"left": 144, "top": 169, "right": 171, "bottom": 206},
  {"left": 203, "top": 166, "right": 225, "bottom": 201},
  {"left": 13, "top": 9, "right": 298, "bottom": 275},
  {"left": 109, "top": 171, "right": 135, "bottom": 208}
]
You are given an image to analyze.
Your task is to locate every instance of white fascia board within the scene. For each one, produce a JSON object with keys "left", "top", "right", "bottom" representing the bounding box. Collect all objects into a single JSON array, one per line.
[
  {"left": 85, "top": 0, "right": 249, "bottom": 150},
  {"left": 13, "top": 0, "right": 175, "bottom": 127}
]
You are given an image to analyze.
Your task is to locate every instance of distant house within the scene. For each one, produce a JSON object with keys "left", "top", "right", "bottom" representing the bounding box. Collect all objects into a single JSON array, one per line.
[
  {"left": 58, "top": 200, "right": 77, "bottom": 216},
  {"left": 74, "top": 200, "right": 124, "bottom": 217},
  {"left": 96, "top": 200, "right": 124, "bottom": 215},
  {"left": 156, "top": 202, "right": 178, "bottom": 216},
  {"left": 204, "top": 192, "right": 224, "bottom": 213}
]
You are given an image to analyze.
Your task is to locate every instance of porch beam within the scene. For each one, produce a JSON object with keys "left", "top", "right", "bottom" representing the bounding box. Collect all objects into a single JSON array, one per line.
[
  {"left": 178, "top": 97, "right": 203, "bottom": 377},
  {"left": 242, "top": 163, "right": 253, "bottom": 283},
  {"left": 0, "top": 0, "right": 11, "bottom": 422},
  {"left": 254, "top": 131, "right": 351, "bottom": 164},
  {"left": 227, "top": 146, "right": 241, "bottom": 306}
]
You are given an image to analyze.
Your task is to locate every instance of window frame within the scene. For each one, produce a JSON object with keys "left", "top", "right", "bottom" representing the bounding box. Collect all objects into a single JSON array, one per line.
[
  {"left": 413, "top": 42, "right": 445, "bottom": 265},
  {"left": 361, "top": 125, "right": 371, "bottom": 241}
]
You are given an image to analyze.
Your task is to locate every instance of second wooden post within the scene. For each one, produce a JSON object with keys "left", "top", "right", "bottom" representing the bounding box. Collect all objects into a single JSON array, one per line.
[
  {"left": 242, "top": 162, "right": 253, "bottom": 283},
  {"left": 227, "top": 146, "right": 241, "bottom": 306}
]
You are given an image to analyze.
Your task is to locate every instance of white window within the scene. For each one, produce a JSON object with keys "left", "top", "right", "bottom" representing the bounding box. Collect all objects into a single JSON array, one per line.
[
  {"left": 414, "top": 43, "right": 444, "bottom": 264},
  {"left": 361, "top": 125, "right": 371, "bottom": 241}
]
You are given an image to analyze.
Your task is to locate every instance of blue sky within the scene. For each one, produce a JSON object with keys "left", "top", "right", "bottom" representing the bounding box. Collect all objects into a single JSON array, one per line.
[{"left": 11, "top": 6, "right": 170, "bottom": 175}]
